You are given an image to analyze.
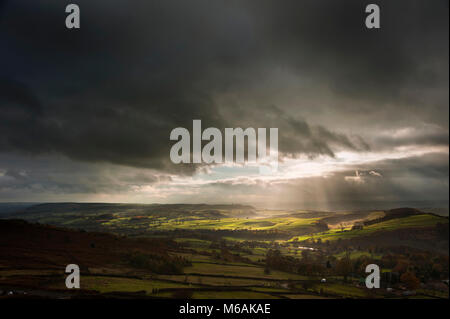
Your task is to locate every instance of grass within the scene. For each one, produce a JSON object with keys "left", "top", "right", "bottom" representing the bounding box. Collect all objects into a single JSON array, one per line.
[
  {"left": 416, "top": 289, "right": 449, "bottom": 299},
  {"left": 185, "top": 262, "right": 306, "bottom": 280},
  {"left": 79, "top": 276, "right": 193, "bottom": 294},
  {"left": 319, "top": 283, "right": 369, "bottom": 298},
  {"left": 174, "top": 238, "right": 212, "bottom": 248},
  {"left": 334, "top": 250, "right": 382, "bottom": 260},
  {"left": 0, "top": 269, "right": 61, "bottom": 276},
  {"left": 283, "top": 294, "right": 330, "bottom": 299},
  {"left": 173, "top": 253, "right": 213, "bottom": 262},
  {"left": 156, "top": 274, "right": 268, "bottom": 286},
  {"left": 290, "top": 214, "right": 447, "bottom": 242},
  {"left": 191, "top": 290, "right": 279, "bottom": 299},
  {"left": 6, "top": 205, "right": 447, "bottom": 300},
  {"left": 241, "top": 254, "right": 264, "bottom": 262},
  {"left": 134, "top": 216, "right": 320, "bottom": 231},
  {"left": 100, "top": 214, "right": 321, "bottom": 233},
  {"left": 251, "top": 287, "right": 290, "bottom": 293}
]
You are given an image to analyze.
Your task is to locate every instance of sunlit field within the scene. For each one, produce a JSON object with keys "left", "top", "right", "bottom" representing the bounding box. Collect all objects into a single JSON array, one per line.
[{"left": 1, "top": 203, "right": 448, "bottom": 299}]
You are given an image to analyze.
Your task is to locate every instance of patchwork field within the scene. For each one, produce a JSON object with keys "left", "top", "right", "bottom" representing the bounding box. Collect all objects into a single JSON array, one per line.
[
  {"left": 0, "top": 203, "right": 448, "bottom": 299},
  {"left": 290, "top": 214, "right": 445, "bottom": 242}
]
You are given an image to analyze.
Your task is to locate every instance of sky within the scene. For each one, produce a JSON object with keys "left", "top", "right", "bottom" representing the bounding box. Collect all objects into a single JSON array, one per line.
[{"left": 0, "top": 0, "right": 448, "bottom": 209}]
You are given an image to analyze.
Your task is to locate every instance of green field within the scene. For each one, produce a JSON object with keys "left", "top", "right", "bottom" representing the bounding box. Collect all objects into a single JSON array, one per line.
[
  {"left": 47, "top": 276, "right": 195, "bottom": 294},
  {"left": 319, "top": 283, "right": 369, "bottom": 298},
  {"left": 102, "top": 216, "right": 320, "bottom": 232},
  {"left": 290, "top": 214, "right": 445, "bottom": 242},
  {"left": 184, "top": 262, "right": 307, "bottom": 280},
  {"left": 3, "top": 203, "right": 448, "bottom": 299}
]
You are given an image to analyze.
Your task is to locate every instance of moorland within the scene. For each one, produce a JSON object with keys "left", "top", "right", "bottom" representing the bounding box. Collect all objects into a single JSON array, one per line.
[{"left": 0, "top": 203, "right": 448, "bottom": 299}]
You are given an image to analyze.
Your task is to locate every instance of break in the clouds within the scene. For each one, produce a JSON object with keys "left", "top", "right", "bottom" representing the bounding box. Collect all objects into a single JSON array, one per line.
[{"left": 0, "top": 0, "right": 448, "bottom": 206}]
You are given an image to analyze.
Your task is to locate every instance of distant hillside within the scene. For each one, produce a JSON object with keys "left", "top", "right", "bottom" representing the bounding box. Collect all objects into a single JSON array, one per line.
[
  {"left": 0, "top": 203, "right": 257, "bottom": 234},
  {"left": 0, "top": 203, "right": 39, "bottom": 214},
  {"left": 0, "top": 219, "right": 184, "bottom": 272},
  {"left": 4, "top": 203, "right": 256, "bottom": 219},
  {"left": 385, "top": 207, "right": 422, "bottom": 217},
  {"left": 362, "top": 207, "right": 429, "bottom": 227}
]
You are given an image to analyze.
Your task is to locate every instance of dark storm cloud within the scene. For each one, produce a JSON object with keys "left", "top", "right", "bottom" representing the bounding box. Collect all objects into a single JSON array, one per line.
[
  {"left": 0, "top": 154, "right": 169, "bottom": 200},
  {"left": 220, "top": 104, "right": 369, "bottom": 157},
  {"left": 0, "top": 0, "right": 448, "bottom": 174},
  {"left": 255, "top": 0, "right": 448, "bottom": 98}
]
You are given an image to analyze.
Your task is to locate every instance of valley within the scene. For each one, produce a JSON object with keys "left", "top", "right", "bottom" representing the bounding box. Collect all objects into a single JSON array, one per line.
[{"left": 0, "top": 203, "right": 448, "bottom": 299}]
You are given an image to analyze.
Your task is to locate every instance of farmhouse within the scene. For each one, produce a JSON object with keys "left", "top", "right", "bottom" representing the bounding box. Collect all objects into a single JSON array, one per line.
[{"left": 351, "top": 222, "right": 364, "bottom": 230}]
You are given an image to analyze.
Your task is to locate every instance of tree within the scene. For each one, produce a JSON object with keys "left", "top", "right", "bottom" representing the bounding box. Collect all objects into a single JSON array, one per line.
[
  {"left": 301, "top": 250, "right": 310, "bottom": 263},
  {"left": 431, "top": 263, "right": 443, "bottom": 279},
  {"left": 400, "top": 271, "right": 420, "bottom": 290},
  {"left": 336, "top": 253, "right": 353, "bottom": 282},
  {"left": 301, "top": 281, "right": 314, "bottom": 291},
  {"left": 393, "top": 260, "right": 409, "bottom": 274}
]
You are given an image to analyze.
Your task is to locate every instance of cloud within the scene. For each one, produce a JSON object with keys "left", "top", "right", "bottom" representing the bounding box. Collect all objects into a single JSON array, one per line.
[
  {"left": 345, "top": 170, "right": 364, "bottom": 184},
  {"left": 191, "top": 153, "right": 449, "bottom": 208},
  {"left": 0, "top": 1, "right": 448, "bottom": 203},
  {"left": 1, "top": 1, "right": 447, "bottom": 170},
  {"left": 344, "top": 170, "right": 382, "bottom": 184},
  {"left": 369, "top": 170, "right": 382, "bottom": 178},
  {"left": 0, "top": 154, "right": 172, "bottom": 201}
]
